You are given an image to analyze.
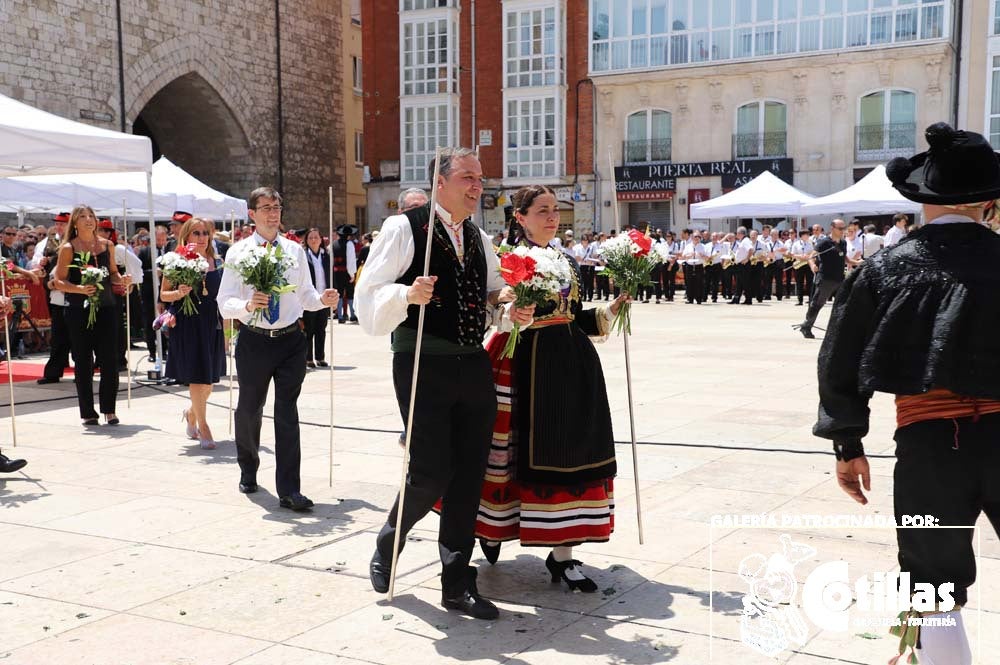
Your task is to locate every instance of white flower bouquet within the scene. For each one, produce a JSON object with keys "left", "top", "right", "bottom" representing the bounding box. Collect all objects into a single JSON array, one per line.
[
  {"left": 72, "top": 251, "right": 109, "bottom": 329},
  {"left": 226, "top": 242, "right": 298, "bottom": 326},
  {"left": 599, "top": 229, "right": 658, "bottom": 334},
  {"left": 157, "top": 243, "right": 210, "bottom": 316},
  {"left": 497, "top": 245, "right": 571, "bottom": 359}
]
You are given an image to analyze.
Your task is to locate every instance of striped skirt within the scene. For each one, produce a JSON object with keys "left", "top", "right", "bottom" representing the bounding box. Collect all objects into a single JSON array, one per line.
[{"left": 475, "top": 332, "right": 614, "bottom": 547}]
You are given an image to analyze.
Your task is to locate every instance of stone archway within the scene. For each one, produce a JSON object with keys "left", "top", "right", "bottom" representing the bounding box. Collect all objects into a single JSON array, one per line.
[{"left": 133, "top": 72, "right": 254, "bottom": 203}]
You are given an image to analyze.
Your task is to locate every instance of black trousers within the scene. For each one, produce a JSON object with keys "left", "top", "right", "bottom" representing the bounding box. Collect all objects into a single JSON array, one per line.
[
  {"left": 686, "top": 265, "right": 705, "bottom": 303},
  {"left": 42, "top": 304, "right": 71, "bottom": 380},
  {"left": 894, "top": 414, "right": 1000, "bottom": 606},
  {"left": 141, "top": 282, "right": 159, "bottom": 359},
  {"left": 705, "top": 264, "right": 721, "bottom": 301},
  {"left": 596, "top": 272, "right": 611, "bottom": 300},
  {"left": 731, "top": 263, "right": 752, "bottom": 303},
  {"left": 748, "top": 263, "right": 764, "bottom": 302},
  {"left": 794, "top": 266, "right": 813, "bottom": 305},
  {"left": 114, "top": 293, "right": 127, "bottom": 366},
  {"left": 65, "top": 306, "right": 118, "bottom": 418},
  {"left": 377, "top": 350, "right": 496, "bottom": 595},
  {"left": 800, "top": 275, "right": 841, "bottom": 330},
  {"left": 721, "top": 266, "right": 734, "bottom": 299},
  {"left": 234, "top": 327, "right": 307, "bottom": 497},
  {"left": 681, "top": 264, "right": 693, "bottom": 302},
  {"left": 784, "top": 262, "right": 795, "bottom": 294},
  {"left": 644, "top": 263, "right": 663, "bottom": 301},
  {"left": 579, "top": 265, "right": 595, "bottom": 301},
  {"left": 765, "top": 263, "right": 784, "bottom": 300},
  {"left": 665, "top": 264, "right": 678, "bottom": 300},
  {"left": 302, "top": 310, "right": 328, "bottom": 362}
]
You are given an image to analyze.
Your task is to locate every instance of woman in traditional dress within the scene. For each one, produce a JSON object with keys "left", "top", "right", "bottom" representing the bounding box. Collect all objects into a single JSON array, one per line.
[{"left": 476, "top": 184, "right": 626, "bottom": 592}]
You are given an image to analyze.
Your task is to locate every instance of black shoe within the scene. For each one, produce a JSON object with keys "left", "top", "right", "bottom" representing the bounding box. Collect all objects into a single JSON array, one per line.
[
  {"left": 794, "top": 324, "right": 816, "bottom": 339},
  {"left": 316, "top": 361, "right": 329, "bottom": 368},
  {"left": 338, "top": 318, "right": 346, "bottom": 324},
  {"left": 729, "top": 299, "right": 739, "bottom": 305},
  {"left": 36, "top": 377, "right": 60, "bottom": 385},
  {"left": 545, "top": 552, "right": 598, "bottom": 593},
  {"left": 349, "top": 316, "right": 358, "bottom": 323},
  {"left": 479, "top": 538, "right": 501, "bottom": 565},
  {"left": 306, "top": 360, "right": 316, "bottom": 369},
  {"left": 0, "top": 454, "right": 27, "bottom": 473},
  {"left": 279, "top": 492, "right": 314, "bottom": 511},
  {"left": 238, "top": 481, "right": 258, "bottom": 494},
  {"left": 441, "top": 569, "right": 499, "bottom": 620},
  {"left": 370, "top": 550, "right": 391, "bottom": 593}
]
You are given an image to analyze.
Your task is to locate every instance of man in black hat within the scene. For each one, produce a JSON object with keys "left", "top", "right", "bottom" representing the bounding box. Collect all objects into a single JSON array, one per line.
[
  {"left": 331, "top": 224, "right": 358, "bottom": 323},
  {"left": 814, "top": 123, "right": 1000, "bottom": 665}
]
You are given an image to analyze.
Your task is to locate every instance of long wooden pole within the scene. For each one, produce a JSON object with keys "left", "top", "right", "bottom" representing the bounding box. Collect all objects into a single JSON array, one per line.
[
  {"left": 328, "top": 186, "right": 335, "bottom": 488},
  {"left": 1, "top": 271, "right": 16, "bottom": 447},
  {"left": 387, "top": 147, "right": 442, "bottom": 601},
  {"left": 227, "top": 210, "right": 235, "bottom": 437},
  {"left": 122, "top": 199, "right": 131, "bottom": 408},
  {"left": 608, "top": 149, "right": 644, "bottom": 545}
]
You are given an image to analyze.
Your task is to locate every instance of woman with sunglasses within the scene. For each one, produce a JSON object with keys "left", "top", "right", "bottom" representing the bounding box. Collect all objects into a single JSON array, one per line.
[
  {"left": 52, "top": 205, "right": 130, "bottom": 426},
  {"left": 160, "top": 218, "right": 226, "bottom": 449}
]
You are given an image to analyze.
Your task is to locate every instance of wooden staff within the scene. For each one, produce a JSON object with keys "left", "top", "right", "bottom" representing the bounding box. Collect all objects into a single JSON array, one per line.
[
  {"left": 608, "top": 149, "right": 645, "bottom": 545},
  {"left": 387, "top": 146, "right": 441, "bottom": 601},
  {"left": 122, "top": 200, "right": 131, "bottom": 408},
  {"left": 1, "top": 270, "right": 16, "bottom": 447},
  {"left": 228, "top": 210, "right": 235, "bottom": 437},
  {"left": 328, "top": 186, "right": 335, "bottom": 488}
]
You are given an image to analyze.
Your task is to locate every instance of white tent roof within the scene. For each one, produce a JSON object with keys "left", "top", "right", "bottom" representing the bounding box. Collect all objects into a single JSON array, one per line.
[
  {"left": 0, "top": 157, "right": 247, "bottom": 219},
  {"left": 799, "top": 165, "right": 921, "bottom": 215},
  {"left": 0, "top": 93, "right": 152, "bottom": 177},
  {"left": 690, "top": 170, "right": 816, "bottom": 219}
]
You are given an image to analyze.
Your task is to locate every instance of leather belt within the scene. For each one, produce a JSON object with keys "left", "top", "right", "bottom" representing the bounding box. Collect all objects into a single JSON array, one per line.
[{"left": 243, "top": 322, "right": 300, "bottom": 338}]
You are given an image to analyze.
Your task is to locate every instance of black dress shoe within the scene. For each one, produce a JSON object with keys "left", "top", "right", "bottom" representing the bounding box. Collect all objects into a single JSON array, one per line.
[
  {"left": 238, "top": 481, "right": 258, "bottom": 494},
  {"left": 369, "top": 550, "right": 391, "bottom": 593},
  {"left": 36, "top": 377, "right": 60, "bottom": 385},
  {"left": 279, "top": 492, "right": 314, "bottom": 511},
  {"left": 316, "top": 361, "right": 329, "bottom": 368},
  {"left": 479, "top": 538, "right": 500, "bottom": 565},
  {"left": 441, "top": 569, "right": 499, "bottom": 620},
  {"left": 545, "top": 552, "right": 598, "bottom": 593},
  {"left": 0, "top": 454, "right": 27, "bottom": 473}
]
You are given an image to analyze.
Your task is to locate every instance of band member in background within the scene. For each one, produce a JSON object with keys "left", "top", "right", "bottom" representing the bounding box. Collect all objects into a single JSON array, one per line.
[
  {"left": 789, "top": 229, "right": 814, "bottom": 307},
  {"left": 664, "top": 231, "right": 679, "bottom": 302},
  {"left": 729, "top": 227, "right": 753, "bottom": 305},
  {"left": 32, "top": 212, "right": 71, "bottom": 384}
]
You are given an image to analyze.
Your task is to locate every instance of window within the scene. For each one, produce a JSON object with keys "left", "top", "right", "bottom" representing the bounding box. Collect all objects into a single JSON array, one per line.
[
  {"left": 624, "top": 109, "right": 671, "bottom": 163},
  {"left": 995, "top": 0, "right": 1000, "bottom": 35},
  {"left": 402, "top": 103, "right": 455, "bottom": 183},
  {"left": 401, "top": 18, "right": 457, "bottom": 96},
  {"left": 506, "top": 96, "right": 559, "bottom": 179},
  {"left": 505, "top": 6, "right": 560, "bottom": 87},
  {"left": 352, "top": 56, "right": 363, "bottom": 92},
  {"left": 402, "top": 0, "right": 454, "bottom": 10},
  {"left": 354, "top": 206, "right": 367, "bottom": 230},
  {"left": 734, "top": 100, "right": 787, "bottom": 158},
  {"left": 351, "top": 0, "right": 361, "bottom": 25},
  {"left": 989, "top": 55, "right": 1000, "bottom": 149},
  {"left": 856, "top": 89, "right": 916, "bottom": 162},
  {"left": 354, "top": 131, "right": 364, "bottom": 165},
  {"left": 590, "top": 0, "right": 949, "bottom": 72}
]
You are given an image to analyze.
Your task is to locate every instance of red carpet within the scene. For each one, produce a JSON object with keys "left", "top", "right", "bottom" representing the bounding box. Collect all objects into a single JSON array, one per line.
[{"left": 0, "top": 361, "right": 75, "bottom": 384}]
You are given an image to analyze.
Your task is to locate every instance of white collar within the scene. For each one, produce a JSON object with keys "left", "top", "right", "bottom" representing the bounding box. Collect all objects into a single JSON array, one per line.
[
  {"left": 252, "top": 231, "right": 282, "bottom": 245},
  {"left": 928, "top": 214, "right": 980, "bottom": 226},
  {"left": 435, "top": 204, "right": 460, "bottom": 226}
]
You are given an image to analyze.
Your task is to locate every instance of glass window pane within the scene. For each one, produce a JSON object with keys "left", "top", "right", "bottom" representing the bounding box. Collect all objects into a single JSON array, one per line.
[
  {"left": 800, "top": 18, "right": 820, "bottom": 50},
  {"left": 712, "top": 29, "right": 731, "bottom": 59},
  {"left": 633, "top": 0, "right": 648, "bottom": 33},
  {"left": 889, "top": 90, "right": 916, "bottom": 124},
  {"left": 734, "top": 26, "right": 753, "bottom": 57},
  {"left": 613, "top": 1, "right": 629, "bottom": 37},
  {"left": 757, "top": 0, "right": 774, "bottom": 22},
  {"left": 651, "top": 110, "right": 671, "bottom": 138},
  {"left": 593, "top": 0, "right": 610, "bottom": 39},
  {"left": 802, "top": 0, "right": 820, "bottom": 17},
  {"left": 651, "top": 36, "right": 669, "bottom": 64},
  {"left": 712, "top": 0, "right": 731, "bottom": 26},
  {"left": 651, "top": 0, "right": 668, "bottom": 32},
  {"left": 735, "top": 0, "right": 752, "bottom": 23},
  {"left": 859, "top": 92, "right": 885, "bottom": 127},
  {"left": 847, "top": 0, "right": 866, "bottom": 11},
  {"left": 692, "top": 31, "right": 710, "bottom": 61},
  {"left": 764, "top": 102, "right": 786, "bottom": 132},
  {"left": 737, "top": 103, "right": 759, "bottom": 135},
  {"left": 778, "top": 0, "right": 796, "bottom": 20},
  {"left": 628, "top": 112, "right": 648, "bottom": 142},
  {"left": 823, "top": 16, "right": 843, "bottom": 48},
  {"left": 992, "top": 69, "right": 1000, "bottom": 114},
  {"left": 846, "top": 13, "right": 867, "bottom": 47},
  {"left": 921, "top": 5, "right": 943, "bottom": 39},
  {"left": 671, "top": 0, "right": 688, "bottom": 30},
  {"left": 693, "top": 2, "right": 709, "bottom": 29}
]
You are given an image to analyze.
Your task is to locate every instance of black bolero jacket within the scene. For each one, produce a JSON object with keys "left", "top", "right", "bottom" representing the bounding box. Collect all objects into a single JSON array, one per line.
[
  {"left": 305, "top": 247, "right": 331, "bottom": 290},
  {"left": 814, "top": 222, "right": 1000, "bottom": 455}
]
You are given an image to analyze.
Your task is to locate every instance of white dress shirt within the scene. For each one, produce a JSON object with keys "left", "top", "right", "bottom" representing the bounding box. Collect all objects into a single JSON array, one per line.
[
  {"left": 862, "top": 233, "right": 883, "bottom": 258},
  {"left": 31, "top": 236, "right": 66, "bottom": 306},
  {"left": 218, "top": 231, "right": 327, "bottom": 327},
  {"left": 115, "top": 243, "right": 144, "bottom": 283},
  {"left": 356, "top": 205, "right": 506, "bottom": 337},
  {"left": 306, "top": 249, "right": 327, "bottom": 293},
  {"left": 343, "top": 241, "right": 358, "bottom": 279},
  {"left": 734, "top": 237, "right": 753, "bottom": 262},
  {"left": 884, "top": 225, "right": 906, "bottom": 247},
  {"left": 846, "top": 234, "right": 864, "bottom": 261}
]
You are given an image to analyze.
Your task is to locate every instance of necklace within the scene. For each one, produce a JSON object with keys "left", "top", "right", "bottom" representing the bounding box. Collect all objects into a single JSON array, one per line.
[{"left": 441, "top": 217, "right": 464, "bottom": 260}]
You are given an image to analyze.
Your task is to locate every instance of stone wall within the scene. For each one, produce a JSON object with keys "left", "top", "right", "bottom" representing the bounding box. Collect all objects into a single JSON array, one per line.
[{"left": 0, "top": 0, "right": 345, "bottom": 226}]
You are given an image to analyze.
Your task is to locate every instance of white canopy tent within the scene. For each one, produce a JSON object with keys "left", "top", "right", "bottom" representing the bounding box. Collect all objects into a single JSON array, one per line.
[
  {"left": 690, "top": 170, "right": 816, "bottom": 219},
  {"left": 0, "top": 93, "right": 152, "bottom": 177},
  {"left": 0, "top": 157, "right": 247, "bottom": 219},
  {"left": 799, "top": 165, "right": 921, "bottom": 215}
]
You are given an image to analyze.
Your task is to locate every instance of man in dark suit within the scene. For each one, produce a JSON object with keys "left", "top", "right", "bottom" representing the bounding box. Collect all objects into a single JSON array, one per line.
[{"left": 137, "top": 225, "right": 169, "bottom": 362}]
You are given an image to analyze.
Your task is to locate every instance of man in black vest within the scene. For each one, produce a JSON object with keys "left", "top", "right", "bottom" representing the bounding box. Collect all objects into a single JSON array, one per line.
[
  {"left": 356, "top": 147, "right": 533, "bottom": 620},
  {"left": 331, "top": 224, "right": 358, "bottom": 323}
]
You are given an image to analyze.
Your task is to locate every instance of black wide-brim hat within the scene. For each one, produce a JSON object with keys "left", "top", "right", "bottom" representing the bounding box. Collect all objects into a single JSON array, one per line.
[
  {"left": 886, "top": 123, "right": 1000, "bottom": 205},
  {"left": 337, "top": 224, "right": 358, "bottom": 236}
]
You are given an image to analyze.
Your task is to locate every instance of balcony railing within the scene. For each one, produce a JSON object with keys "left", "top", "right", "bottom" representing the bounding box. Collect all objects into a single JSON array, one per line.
[
  {"left": 622, "top": 138, "right": 672, "bottom": 164},
  {"left": 855, "top": 123, "right": 916, "bottom": 162},
  {"left": 732, "top": 132, "right": 787, "bottom": 159}
]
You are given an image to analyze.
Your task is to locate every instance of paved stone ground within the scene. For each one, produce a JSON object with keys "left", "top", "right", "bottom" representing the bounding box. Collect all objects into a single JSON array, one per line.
[{"left": 0, "top": 298, "right": 996, "bottom": 664}]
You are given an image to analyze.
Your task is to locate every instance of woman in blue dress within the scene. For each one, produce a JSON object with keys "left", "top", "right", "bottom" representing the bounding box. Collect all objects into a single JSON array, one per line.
[{"left": 161, "top": 217, "right": 226, "bottom": 449}]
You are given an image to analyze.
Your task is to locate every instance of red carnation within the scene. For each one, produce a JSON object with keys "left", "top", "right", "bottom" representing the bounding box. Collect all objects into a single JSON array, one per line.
[
  {"left": 499, "top": 253, "right": 536, "bottom": 286},
  {"left": 177, "top": 243, "right": 200, "bottom": 260},
  {"left": 627, "top": 228, "right": 652, "bottom": 256}
]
